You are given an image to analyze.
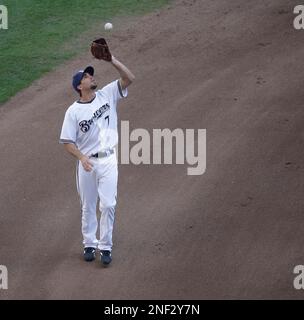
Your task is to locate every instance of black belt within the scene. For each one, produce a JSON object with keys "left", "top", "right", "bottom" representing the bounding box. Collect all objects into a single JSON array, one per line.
[{"left": 90, "top": 149, "right": 114, "bottom": 158}]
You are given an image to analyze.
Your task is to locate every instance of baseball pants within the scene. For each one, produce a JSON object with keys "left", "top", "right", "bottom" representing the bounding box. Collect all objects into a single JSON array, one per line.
[{"left": 76, "top": 152, "right": 118, "bottom": 251}]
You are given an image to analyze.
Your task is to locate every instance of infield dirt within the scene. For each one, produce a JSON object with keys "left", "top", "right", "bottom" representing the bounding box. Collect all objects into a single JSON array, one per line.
[{"left": 0, "top": 0, "right": 303, "bottom": 299}]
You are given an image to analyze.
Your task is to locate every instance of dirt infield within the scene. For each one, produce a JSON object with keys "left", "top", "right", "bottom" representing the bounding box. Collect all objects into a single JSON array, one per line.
[{"left": 1, "top": 0, "right": 304, "bottom": 299}]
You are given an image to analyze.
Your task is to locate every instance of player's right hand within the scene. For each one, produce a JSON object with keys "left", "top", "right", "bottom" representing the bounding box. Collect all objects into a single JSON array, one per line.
[{"left": 80, "top": 155, "right": 94, "bottom": 172}]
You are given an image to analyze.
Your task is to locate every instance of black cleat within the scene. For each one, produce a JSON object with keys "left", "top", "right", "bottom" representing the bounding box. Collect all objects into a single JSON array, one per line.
[
  {"left": 83, "top": 247, "right": 96, "bottom": 262},
  {"left": 100, "top": 250, "right": 112, "bottom": 266}
]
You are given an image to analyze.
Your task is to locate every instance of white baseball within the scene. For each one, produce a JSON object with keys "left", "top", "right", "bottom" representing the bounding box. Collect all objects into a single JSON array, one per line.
[{"left": 104, "top": 23, "right": 113, "bottom": 31}]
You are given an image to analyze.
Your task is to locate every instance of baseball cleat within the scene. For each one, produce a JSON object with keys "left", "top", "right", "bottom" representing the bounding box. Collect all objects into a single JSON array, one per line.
[
  {"left": 83, "top": 247, "right": 96, "bottom": 262},
  {"left": 100, "top": 250, "right": 112, "bottom": 266}
]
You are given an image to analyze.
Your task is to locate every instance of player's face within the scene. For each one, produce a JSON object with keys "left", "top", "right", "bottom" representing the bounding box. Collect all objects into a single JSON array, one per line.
[{"left": 79, "top": 73, "right": 97, "bottom": 91}]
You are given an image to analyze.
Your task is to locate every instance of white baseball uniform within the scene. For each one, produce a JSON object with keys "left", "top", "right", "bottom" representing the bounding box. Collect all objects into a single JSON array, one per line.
[{"left": 59, "top": 79, "right": 127, "bottom": 251}]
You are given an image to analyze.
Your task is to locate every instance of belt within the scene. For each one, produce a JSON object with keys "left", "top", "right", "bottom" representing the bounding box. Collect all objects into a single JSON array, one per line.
[{"left": 90, "top": 149, "right": 114, "bottom": 158}]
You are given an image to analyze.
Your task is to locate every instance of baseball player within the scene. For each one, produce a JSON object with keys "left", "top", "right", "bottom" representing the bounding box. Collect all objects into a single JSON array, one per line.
[{"left": 59, "top": 48, "right": 135, "bottom": 266}]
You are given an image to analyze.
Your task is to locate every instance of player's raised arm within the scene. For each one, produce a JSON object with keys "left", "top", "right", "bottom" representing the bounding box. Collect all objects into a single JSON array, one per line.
[{"left": 110, "top": 56, "right": 135, "bottom": 90}]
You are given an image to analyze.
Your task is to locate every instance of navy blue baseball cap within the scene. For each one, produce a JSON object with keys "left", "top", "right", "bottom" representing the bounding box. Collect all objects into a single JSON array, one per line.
[{"left": 72, "top": 66, "right": 94, "bottom": 93}]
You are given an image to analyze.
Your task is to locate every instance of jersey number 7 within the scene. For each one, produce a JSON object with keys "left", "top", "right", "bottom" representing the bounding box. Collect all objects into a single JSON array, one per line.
[{"left": 105, "top": 115, "right": 109, "bottom": 126}]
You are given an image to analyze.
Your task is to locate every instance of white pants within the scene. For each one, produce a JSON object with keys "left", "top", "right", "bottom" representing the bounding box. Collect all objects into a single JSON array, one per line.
[{"left": 76, "top": 153, "right": 118, "bottom": 251}]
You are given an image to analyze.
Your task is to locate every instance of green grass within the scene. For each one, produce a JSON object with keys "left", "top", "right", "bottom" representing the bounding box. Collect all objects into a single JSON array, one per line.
[{"left": 0, "top": 0, "right": 170, "bottom": 104}]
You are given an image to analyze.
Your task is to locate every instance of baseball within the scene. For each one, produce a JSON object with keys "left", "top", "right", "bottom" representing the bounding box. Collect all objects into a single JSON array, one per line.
[{"left": 104, "top": 22, "right": 113, "bottom": 31}]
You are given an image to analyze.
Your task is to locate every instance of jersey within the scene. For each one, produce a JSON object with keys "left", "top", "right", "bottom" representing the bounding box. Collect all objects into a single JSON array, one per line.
[{"left": 59, "top": 80, "right": 127, "bottom": 156}]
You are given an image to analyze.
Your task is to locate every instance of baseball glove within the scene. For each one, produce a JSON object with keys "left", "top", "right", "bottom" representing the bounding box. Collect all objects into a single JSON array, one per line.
[{"left": 91, "top": 38, "right": 112, "bottom": 61}]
